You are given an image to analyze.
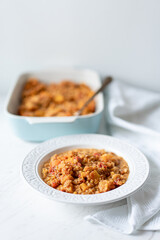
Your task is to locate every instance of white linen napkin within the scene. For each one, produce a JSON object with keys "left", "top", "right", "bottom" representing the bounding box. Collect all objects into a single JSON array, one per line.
[{"left": 85, "top": 80, "right": 160, "bottom": 234}]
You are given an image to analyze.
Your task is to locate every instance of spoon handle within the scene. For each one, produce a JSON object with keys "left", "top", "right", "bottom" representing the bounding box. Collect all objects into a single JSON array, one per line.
[{"left": 77, "top": 76, "right": 113, "bottom": 116}]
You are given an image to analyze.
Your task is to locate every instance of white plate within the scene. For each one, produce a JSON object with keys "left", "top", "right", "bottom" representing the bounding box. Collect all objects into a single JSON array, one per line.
[{"left": 22, "top": 134, "right": 150, "bottom": 205}]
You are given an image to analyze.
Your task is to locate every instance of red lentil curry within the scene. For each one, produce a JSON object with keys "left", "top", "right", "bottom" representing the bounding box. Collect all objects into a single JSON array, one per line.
[
  {"left": 42, "top": 148, "right": 129, "bottom": 194},
  {"left": 18, "top": 78, "right": 95, "bottom": 117}
]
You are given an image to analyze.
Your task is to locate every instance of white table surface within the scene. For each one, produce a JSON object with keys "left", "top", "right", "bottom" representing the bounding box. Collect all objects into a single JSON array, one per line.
[{"left": 0, "top": 95, "right": 160, "bottom": 240}]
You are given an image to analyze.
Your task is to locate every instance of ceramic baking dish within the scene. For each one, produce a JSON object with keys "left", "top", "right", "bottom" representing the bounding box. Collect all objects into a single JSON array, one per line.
[{"left": 5, "top": 68, "right": 104, "bottom": 142}]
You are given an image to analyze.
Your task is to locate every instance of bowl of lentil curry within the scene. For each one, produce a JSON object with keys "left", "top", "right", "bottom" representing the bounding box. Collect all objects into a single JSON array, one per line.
[{"left": 22, "top": 134, "right": 149, "bottom": 205}]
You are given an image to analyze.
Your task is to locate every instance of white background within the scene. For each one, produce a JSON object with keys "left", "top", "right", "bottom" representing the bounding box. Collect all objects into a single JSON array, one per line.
[{"left": 1, "top": 0, "right": 160, "bottom": 94}]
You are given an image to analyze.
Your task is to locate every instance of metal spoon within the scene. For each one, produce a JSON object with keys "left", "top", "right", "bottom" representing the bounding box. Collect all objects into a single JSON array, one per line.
[{"left": 75, "top": 76, "right": 113, "bottom": 116}]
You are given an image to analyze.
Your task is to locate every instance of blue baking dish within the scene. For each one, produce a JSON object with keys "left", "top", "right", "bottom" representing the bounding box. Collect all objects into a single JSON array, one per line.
[{"left": 5, "top": 68, "right": 104, "bottom": 142}]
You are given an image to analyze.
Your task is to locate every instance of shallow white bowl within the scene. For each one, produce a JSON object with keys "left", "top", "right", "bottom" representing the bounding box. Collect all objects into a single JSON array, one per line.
[{"left": 22, "top": 134, "right": 149, "bottom": 205}]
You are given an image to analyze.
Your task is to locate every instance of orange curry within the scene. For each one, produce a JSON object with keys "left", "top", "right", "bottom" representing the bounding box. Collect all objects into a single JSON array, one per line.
[
  {"left": 18, "top": 78, "right": 95, "bottom": 117},
  {"left": 42, "top": 149, "right": 129, "bottom": 194}
]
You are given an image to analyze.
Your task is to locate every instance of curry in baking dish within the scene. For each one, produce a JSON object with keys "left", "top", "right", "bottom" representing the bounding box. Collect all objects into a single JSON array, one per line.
[
  {"left": 41, "top": 149, "right": 129, "bottom": 194},
  {"left": 18, "top": 78, "right": 95, "bottom": 117}
]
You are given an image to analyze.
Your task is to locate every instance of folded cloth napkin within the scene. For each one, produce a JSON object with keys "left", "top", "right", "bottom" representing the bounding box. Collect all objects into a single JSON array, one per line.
[{"left": 85, "top": 80, "right": 160, "bottom": 234}]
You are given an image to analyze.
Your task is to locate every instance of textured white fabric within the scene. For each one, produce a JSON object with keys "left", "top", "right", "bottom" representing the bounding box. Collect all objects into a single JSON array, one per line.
[{"left": 85, "top": 81, "right": 160, "bottom": 234}]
